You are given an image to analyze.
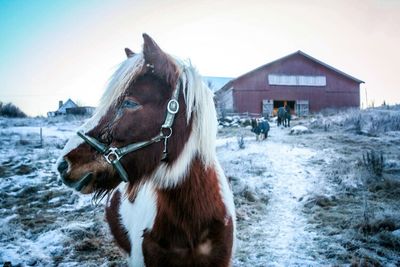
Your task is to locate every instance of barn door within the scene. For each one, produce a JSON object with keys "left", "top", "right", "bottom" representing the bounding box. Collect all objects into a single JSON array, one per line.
[
  {"left": 262, "top": 99, "right": 273, "bottom": 117},
  {"left": 295, "top": 100, "right": 309, "bottom": 116}
]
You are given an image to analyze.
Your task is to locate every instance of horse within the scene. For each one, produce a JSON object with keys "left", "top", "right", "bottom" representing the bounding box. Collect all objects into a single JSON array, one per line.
[
  {"left": 277, "top": 106, "right": 291, "bottom": 127},
  {"left": 56, "top": 34, "right": 235, "bottom": 267},
  {"left": 251, "top": 118, "right": 270, "bottom": 140}
]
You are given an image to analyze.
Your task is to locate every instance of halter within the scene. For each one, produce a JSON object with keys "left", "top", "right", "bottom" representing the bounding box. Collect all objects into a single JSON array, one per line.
[{"left": 77, "top": 77, "right": 181, "bottom": 183}]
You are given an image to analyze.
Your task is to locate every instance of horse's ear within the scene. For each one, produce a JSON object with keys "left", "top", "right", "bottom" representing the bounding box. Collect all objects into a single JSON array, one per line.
[
  {"left": 124, "top": 48, "right": 135, "bottom": 58},
  {"left": 142, "top": 33, "right": 179, "bottom": 88}
]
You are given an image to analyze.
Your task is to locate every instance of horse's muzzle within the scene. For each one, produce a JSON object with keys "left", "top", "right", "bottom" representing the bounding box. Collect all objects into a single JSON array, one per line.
[
  {"left": 57, "top": 159, "right": 69, "bottom": 175},
  {"left": 58, "top": 159, "right": 93, "bottom": 191}
]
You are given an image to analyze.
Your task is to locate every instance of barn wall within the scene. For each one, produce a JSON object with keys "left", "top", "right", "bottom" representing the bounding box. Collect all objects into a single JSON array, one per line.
[
  {"left": 218, "top": 88, "right": 234, "bottom": 111},
  {"left": 231, "top": 53, "right": 360, "bottom": 113}
]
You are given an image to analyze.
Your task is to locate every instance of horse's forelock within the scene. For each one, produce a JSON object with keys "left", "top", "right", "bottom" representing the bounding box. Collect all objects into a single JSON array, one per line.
[
  {"left": 96, "top": 54, "right": 214, "bottom": 137},
  {"left": 96, "top": 55, "right": 146, "bottom": 119}
]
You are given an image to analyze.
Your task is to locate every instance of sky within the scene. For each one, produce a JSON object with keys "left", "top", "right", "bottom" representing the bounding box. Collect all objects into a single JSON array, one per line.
[{"left": 0, "top": 0, "right": 399, "bottom": 116}]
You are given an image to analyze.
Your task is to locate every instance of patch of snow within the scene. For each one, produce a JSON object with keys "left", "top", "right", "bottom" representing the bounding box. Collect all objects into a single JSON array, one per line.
[
  {"left": 392, "top": 229, "right": 400, "bottom": 238},
  {"left": 290, "top": 125, "right": 312, "bottom": 135}
]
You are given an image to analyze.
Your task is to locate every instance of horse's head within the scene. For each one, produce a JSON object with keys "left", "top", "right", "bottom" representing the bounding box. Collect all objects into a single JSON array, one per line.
[{"left": 57, "top": 34, "right": 213, "bottom": 197}]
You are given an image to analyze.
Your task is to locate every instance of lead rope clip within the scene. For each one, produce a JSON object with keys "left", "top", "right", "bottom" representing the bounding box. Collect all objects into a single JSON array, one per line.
[
  {"left": 163, "top": 137, "right": 168, "bottom": 154},
  {"left": 161, "top": 126, "right": 172, "bottom": 155}
]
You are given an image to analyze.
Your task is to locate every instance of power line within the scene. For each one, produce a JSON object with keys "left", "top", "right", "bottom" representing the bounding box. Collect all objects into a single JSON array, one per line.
[{"left": 0, "top": 93, "right": 68, "bottom": 97}]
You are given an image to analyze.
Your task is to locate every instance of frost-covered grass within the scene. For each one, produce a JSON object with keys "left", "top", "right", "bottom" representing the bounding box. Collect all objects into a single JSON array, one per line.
[
  {"left": 300, "top": 109, "right": 400, "bottom": 266},
  {"left": 309, "top": 106, "right": 400, "bottom": 136},
  {"left": 0, "top": 117, "right": 125, "bottom": 266},
  {"left": 1, "top": 110, "right": 400, "bottom": 266}
]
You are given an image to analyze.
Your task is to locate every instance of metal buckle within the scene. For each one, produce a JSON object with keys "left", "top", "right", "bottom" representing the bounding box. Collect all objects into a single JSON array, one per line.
[
  {"left": 104, "top": 147, "right": 121, "bottom": 164},
  {"left": 167, "top": 99, "right": 179, "bottom": 114}
]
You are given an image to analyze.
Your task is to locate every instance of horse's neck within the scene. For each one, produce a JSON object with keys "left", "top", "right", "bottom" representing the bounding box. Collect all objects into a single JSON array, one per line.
[{"left": 156, "top": 157, "right": 225, "bottom": 224}]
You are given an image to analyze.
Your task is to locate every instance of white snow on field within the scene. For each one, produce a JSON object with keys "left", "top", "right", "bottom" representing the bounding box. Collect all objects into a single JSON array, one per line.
[
  {"left": 218, "top": 129, "right": 322, "bottom": 266},
  {"left": 0, "top": 117, "right": 325, "bottom": 266},
  {"left": 1, "top": 126, "right": 76, "bottom": 141},
  {"left": 8, "top": 113, "right": 400, "bottom": 266}
]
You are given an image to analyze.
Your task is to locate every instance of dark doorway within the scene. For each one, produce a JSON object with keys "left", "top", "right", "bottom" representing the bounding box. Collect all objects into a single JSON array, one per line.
[{"left": 273, "top": 100, "right": 296, "bottom": 114}]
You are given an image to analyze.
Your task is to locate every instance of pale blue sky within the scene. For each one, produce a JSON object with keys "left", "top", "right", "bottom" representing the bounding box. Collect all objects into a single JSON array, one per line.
[{"left": 1, "top": 0, "right": 399, "bottom": 116}]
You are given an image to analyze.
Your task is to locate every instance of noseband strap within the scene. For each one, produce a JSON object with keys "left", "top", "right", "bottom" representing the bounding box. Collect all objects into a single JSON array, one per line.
[{"left": 77, "top": 78, "right": 182, "bottom": 182}]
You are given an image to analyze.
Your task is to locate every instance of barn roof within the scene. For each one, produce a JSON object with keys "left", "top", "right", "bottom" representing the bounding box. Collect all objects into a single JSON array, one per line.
[
  {"left": 216, "top": 50, "right": 364, "bottom": 94},
  {"left": 203, "top": 76, "right": 233, "bottom": 92},
  {"left": 295, "top": 51, "right": 364, "bottom": 83}
]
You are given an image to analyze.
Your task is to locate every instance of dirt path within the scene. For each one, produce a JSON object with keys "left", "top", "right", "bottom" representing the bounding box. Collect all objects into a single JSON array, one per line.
[{"left": 217, "top": 126, "right": 326, "bottom": 266}]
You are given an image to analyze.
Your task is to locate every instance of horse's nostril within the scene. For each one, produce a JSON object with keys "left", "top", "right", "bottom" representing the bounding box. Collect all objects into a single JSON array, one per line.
[{"left": 57, "top": 160, "right": 69, "bottom": 174}]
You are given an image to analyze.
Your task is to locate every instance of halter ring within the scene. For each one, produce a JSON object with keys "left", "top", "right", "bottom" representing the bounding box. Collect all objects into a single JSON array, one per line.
[
  {"left": 104, "top": 147, "right": 121, "bottom": 164},
  {"left": 167, "top": 99, "right": 179, "bottom": 114},
  {"left": 161, "top": 127, "right": 173, "bottom": 139}
]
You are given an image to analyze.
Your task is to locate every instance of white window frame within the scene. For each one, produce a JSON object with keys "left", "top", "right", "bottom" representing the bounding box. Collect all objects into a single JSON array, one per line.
[{"left": 268, "top": 74, "right": 326, "bottom": 86}]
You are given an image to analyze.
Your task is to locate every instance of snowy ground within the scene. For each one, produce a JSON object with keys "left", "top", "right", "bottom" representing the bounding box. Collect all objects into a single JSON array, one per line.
[
  {"left": 218, "top": 129, "right": 322, "bottom": 266},
  {"left": 0, "top": 117, "right": 124, "bottom": 266},
  {"left": 1, "top": 110, "right": 400, "bottom": 266}
]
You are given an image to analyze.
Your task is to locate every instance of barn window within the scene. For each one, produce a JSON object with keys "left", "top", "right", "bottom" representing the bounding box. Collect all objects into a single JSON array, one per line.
[{"left": 268, "top": 74, "right": 326, "bottom": 86}]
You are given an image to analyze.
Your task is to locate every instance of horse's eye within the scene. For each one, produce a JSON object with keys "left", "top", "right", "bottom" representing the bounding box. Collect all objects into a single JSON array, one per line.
[{"left": 121, "top": 99, "right": 140, "bottom": 109}]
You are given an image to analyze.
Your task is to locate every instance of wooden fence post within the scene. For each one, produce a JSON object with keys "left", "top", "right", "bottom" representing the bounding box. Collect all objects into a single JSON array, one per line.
[{"left": 40, "top": 127, "right": 43, "bottom": 148}]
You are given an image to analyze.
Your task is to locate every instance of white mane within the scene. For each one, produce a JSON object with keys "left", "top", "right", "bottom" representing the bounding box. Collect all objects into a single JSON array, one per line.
[
  {"left": 180, "top": 61, "right": 218, "bottom": 165},
  {"left": 151, "top": 61, "right": 218, "bottom": 188}
]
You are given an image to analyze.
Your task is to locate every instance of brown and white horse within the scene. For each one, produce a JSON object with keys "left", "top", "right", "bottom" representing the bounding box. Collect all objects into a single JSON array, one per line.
[{"left": 57, "top": 34, "right": 235, "bottom": 267}]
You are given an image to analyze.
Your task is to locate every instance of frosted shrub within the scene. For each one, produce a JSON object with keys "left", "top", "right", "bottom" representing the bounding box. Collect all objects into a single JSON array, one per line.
[
  {"left": 334, "top": 108, "right": 400, "bottom": 135},
  {"left": 0, "top": 102, "right": 27, "bottom": 118},
  {"left": 362, "top": 150, "right": 384, "bottom": 178},
  {"left": 237, "top": 135, "right": 245, "bottom": 149}
]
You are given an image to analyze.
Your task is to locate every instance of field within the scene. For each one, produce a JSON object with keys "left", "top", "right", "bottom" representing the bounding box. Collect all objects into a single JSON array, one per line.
[{"left": 1, "top": 107, "right": 400, "bottom": 266}]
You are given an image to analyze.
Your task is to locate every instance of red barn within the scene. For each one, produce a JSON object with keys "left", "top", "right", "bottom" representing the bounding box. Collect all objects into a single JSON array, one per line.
[{"left": 215, "top": 51, "right": 364, "bottom": 116}]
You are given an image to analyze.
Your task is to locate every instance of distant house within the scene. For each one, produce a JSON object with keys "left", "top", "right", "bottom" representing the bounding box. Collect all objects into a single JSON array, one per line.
[
  {"left": 47, "top": 99, "right": 95, "bottom": 117},
  {"left": 215, "top": 51, "right": 364, "bottom": 117}
]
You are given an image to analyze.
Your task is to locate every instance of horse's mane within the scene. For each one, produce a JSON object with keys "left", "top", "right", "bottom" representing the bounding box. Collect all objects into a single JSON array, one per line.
[
  {"left": 90, "top": 54, "right": 217, "bottom": 188},
  {"left": 179, "top": 60, "right": 217, "bottom": 166}
]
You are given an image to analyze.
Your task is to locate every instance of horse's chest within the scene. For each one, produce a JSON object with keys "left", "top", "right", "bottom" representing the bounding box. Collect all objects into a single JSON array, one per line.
[
  {"left": 117, "top": 183, "right": 158, "bottom": 266},
  {"left": 140, "top": 217, "right": 233, "bottom": 267},
  {"left": 109, "top": 174, "right": 234, "bottom": 267}
]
